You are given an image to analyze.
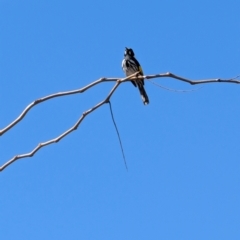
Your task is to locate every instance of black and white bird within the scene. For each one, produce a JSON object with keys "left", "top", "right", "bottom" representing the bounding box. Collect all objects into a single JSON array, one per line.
[{"left": 122, "top": 47, "right": 149, "bottom": 105}]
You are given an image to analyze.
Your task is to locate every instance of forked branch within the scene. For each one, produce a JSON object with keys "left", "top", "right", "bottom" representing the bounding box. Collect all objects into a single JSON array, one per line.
[
  {"left": 0, "top": 73, "right": 136, "bottom": 171},
  {"left": 0, "top": 72, "right": 239, "bottom": 171}
]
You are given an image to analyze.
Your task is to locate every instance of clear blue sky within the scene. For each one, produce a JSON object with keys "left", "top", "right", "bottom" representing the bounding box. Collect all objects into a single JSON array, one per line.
[{"left": 1, "top": 0, "right": 240, "bottom": 239}]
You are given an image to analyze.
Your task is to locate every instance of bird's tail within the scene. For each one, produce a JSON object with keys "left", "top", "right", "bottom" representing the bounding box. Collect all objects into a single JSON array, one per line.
[{"left": 138, "top": 84, "right": 149, "bottom": 105}]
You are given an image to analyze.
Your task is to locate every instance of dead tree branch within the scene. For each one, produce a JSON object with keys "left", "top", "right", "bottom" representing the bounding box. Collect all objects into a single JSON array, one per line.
[
  {"left": 1, "top": 72, "right": 239, "bottom": 171},
  {"left": 0, "top": 73, "right": 137, "bottom": 171},
  {"left": 1, "top": 72, "right": 239, "bottom": 137}
]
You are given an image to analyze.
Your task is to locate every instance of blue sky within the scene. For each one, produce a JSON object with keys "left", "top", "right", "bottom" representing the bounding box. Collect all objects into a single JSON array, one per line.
[{"left": 1, "top": 0, "right": 240, "bottom": 239}]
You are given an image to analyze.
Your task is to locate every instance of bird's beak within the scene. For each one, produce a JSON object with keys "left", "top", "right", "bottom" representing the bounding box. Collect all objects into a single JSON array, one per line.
[{"left": 125, "top": 47, "right": 128, "bottom": 50}]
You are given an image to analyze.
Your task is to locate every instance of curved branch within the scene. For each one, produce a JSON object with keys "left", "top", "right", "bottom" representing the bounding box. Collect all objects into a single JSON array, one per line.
[
  {"left": 147, "top": 79, "right": 202, "bottom": 92},
  {"left": 1, "top": 72, "right": 239, "bottom": 137},
  {"left": 0, "top": 73, "right": 137, "bottom": 171},
  {"left": 1, "top": 72, "right": 240, "bottom": 171},
  {"left": 145, "top": 72, "right": 240, "bottom": 85},
  {"left": 0, "top": 77, "right": 120, "bottom": 136}
]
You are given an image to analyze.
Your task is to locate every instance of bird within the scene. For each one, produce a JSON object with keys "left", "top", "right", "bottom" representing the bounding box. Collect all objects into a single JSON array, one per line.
[{"left": 122, "top": 47, "right": 149, "bottom": 105}]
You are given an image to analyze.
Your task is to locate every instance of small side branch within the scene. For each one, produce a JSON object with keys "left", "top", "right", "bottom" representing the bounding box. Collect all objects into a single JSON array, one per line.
[
  {"left": 147, "top": 79, "right": 202, "bottom": 92},
  {"left": 108, "top": 101, "right": 127, "bottom": 170}
]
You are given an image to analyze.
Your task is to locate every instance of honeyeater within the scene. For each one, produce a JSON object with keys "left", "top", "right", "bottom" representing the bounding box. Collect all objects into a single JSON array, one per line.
[{"left": 122, "top": 47, "right": 149, "bottom": 105}]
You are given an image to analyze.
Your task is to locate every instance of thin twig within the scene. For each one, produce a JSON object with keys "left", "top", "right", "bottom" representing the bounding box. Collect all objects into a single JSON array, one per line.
[
  {"left": 148, "top": 79, "right": 202, "bottom": 92},
  {"left": 108, "top": 101, "right": 128, "bottom": 171}
]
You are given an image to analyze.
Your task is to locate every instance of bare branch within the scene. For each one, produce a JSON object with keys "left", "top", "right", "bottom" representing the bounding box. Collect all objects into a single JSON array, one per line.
[
  {"left": 144, "top": 72, "right": 240, "bottom": 85},
  {"left": 147, "top": 79, "right": 202, "bottom": 93},
  {"left": 1, "top": 72, "right": 239, "bottom": 137},
  {"left": 0, "top": 73, "right": 137, "bottom": 171},
  {"left": 0, "top": 77, "right": 120, "bottom": 136},
  {"left": 1, "top": 72, "right": 240, "bottom": 171}
]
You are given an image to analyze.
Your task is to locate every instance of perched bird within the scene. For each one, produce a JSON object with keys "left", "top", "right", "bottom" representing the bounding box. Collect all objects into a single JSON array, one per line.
[{"left": 122, "top": 47, "right": 149, "bottom": 105}]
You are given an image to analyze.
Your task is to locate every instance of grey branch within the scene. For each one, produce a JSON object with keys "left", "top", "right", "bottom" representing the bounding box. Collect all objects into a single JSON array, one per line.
[
  {"left": 0, "top": 73, "right": 136, "bottom": 171},
  {"left": 0, "top": 72, "right": 239, "bottom": 171}
]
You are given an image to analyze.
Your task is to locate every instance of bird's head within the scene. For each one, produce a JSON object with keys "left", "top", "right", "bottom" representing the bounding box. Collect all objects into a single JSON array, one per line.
[{"left": 124, "top": 47, "right": 135, "bottom": 57}]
